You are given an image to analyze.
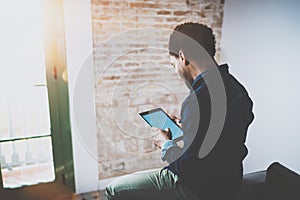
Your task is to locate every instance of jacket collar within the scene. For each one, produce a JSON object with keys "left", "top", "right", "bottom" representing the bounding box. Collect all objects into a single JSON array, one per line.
[{"left": 191, "top": 63, "right": 229, "bottom": 92}]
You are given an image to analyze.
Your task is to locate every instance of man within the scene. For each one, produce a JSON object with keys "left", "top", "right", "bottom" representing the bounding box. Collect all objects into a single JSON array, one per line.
[{"left": 106, "top": 22, "right": 254, "bottom": 200}]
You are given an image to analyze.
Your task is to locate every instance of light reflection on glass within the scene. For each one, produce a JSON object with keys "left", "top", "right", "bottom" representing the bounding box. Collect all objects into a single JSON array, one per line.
[{"left": 0, "top": 0, "right": 55, "bottom": 188}]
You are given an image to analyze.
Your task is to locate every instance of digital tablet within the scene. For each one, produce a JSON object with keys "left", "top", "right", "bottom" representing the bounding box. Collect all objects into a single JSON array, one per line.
[{"left": 139, "top": 108, "right": 183, "bottom": 141}]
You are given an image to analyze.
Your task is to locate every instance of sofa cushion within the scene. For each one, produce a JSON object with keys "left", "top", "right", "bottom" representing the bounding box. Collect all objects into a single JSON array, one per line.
[{"left": 263, "top": 162, "right": 300, "bottom": 200}]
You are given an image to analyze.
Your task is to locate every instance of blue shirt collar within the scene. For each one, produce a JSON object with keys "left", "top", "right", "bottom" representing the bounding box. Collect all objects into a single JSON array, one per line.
[{"left": 191, "top": 64, "right": 229, "bottom": 91}]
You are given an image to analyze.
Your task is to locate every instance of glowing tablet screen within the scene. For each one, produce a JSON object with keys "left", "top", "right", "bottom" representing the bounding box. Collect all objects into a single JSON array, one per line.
[{"left": 139, "top": 108, "right": 183, "bottom": 141}]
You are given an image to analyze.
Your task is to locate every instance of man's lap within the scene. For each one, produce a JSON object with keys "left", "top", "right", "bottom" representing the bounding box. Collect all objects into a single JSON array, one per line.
[{"left": 105, "top": 168, "right": 197, "bottom": 200}]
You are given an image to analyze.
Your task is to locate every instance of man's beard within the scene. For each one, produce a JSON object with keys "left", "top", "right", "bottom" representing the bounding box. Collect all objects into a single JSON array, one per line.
[{"left": 181, "top": 72, "right": 193, "bottom": 90}]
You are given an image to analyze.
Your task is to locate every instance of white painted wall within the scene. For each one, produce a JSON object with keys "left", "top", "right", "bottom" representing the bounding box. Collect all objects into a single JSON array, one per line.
[
  {"left": 221, "top": 0, "right": 300, "bottom": 174},
  {"left": 63, "top": 0, "right": 99, "bottom": 193}
]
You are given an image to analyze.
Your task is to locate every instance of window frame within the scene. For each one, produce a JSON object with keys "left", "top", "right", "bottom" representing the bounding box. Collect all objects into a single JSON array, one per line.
[{"left": 0, "top": 0, "right": 75, "bottom": 197}]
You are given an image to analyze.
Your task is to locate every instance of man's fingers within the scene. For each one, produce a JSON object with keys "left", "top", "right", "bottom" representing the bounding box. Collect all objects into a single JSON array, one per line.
[
  {"left": 151, "top": 128, "right": 172, "bottom": 140},
  {"left": 153, "top": 139, "right": 163, "bottom": 149},
  {"left": 170, "top": 115, "right": 178, "bottom": 120},
  {"left": 170, "top": 115, "right": 181, "bottom": 124},
  {"left": 166, "top": 128, "right": 172, "bottom": 140}
]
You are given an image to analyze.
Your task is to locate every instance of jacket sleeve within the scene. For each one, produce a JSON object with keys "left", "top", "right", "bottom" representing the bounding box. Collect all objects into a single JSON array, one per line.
[
  {"left": 161, "top": 91, "right": 208, "bottom": 166},
  {"left": 167, "top": 89, "right": 211, "bottom": 175},
  {"left": 161, "top": 140, "right": 182, "bottom": 163}
]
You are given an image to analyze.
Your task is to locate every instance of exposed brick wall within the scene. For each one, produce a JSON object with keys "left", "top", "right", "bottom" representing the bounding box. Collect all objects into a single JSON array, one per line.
[{"left": 91, "top": 0, "right": 225, "bottom": 179}]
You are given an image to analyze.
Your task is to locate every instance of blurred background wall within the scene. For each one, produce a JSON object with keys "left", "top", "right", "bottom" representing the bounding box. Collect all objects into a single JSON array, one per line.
[{"left": 90, "top": 0, "right": 225, "bottom": 179}]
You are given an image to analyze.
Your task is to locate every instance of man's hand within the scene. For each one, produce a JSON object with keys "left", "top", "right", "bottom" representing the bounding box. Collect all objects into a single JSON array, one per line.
[
  {"left": 170, "top": 115, "right": 182, "bottom": 128},
  {"left": 152, "top": 128, "right": 172, "bottom": 149}
]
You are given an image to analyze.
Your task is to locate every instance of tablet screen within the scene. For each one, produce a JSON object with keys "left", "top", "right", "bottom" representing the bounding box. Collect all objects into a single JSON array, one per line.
[{"left": 139, "top": 108, "right": 183, "bottom": 141}]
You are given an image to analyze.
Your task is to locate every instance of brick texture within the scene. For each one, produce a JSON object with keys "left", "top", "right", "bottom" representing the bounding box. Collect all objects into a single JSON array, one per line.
[{"left": 90, "top": 0, "right": 225, "bottom": 179}]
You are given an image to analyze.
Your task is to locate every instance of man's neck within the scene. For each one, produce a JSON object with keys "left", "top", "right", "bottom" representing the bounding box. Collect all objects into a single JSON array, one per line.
[
  {"left": 189, "top": 64, "right": 207, "bottom": 83},
  {"left": 189, "top": 59, "right": 218, "bottom": 83}
]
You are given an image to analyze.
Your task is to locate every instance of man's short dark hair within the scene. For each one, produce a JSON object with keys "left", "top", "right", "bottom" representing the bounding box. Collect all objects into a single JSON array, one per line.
[{"left": 169, "top": 22, "right": 216, "bottom": 60}]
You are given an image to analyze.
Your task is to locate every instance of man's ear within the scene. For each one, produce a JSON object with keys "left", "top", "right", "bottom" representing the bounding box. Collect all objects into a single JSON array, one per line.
[{"left": 179, "top": 50, "right": 188, "bottom": 65}]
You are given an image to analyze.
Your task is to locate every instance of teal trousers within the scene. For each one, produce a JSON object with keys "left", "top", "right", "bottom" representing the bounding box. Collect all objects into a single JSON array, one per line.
[{"left": 105, "top": 168, "right": 198, "bottom": 200}]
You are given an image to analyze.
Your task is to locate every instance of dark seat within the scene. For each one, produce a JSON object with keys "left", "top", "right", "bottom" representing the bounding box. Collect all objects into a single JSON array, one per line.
[{"left": 235, "top": 162, "right": 300, "bottom": 200}]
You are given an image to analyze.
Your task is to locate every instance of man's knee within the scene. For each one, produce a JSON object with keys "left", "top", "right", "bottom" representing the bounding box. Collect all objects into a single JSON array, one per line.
[
  {"left": 105, "top": 183, "right": 129, "bottom": 200},
  {"left": 105, "top": 184, "right": 116, "bottom": 200}
]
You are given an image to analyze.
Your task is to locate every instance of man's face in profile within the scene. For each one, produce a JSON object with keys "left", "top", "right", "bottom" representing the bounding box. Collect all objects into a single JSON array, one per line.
[
  {"left": 170, "top": 55, "right": 183, "bottom": 77},
  {"left": 170, "top": 54, "right": 192, "bottom": 88}
]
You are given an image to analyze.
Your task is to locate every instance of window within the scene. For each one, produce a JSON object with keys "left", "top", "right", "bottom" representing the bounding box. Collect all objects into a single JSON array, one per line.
[
  {"left": 0, "top": 0, "right": 74, "bottom": 193},
  {"left": 0, "top": 0, "right": 55, "bottom": 189}
]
